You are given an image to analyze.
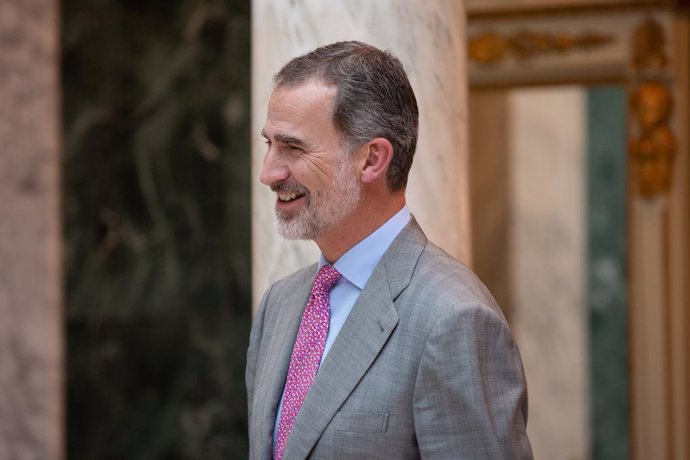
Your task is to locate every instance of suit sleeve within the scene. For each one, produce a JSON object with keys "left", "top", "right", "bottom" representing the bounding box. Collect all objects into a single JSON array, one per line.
[
  {"left": 246, "top": 286, "right": 271, "bottom": 427},
  {"left": 413, "top": 303, "right": 533, "bottom": 459}
]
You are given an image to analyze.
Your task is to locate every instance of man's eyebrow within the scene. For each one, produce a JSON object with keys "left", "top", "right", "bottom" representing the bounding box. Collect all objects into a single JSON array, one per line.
[
  {"left": 275, "top": 133, "right": 308, "bottom": 147},
  {"left": 261, "top": 130, "right": 310, "bottom": 149}
]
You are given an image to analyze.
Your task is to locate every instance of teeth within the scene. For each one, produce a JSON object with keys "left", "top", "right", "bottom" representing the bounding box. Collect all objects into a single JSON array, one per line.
[{"left": 278, "top": 192, "right": 302, "bottom": 202}]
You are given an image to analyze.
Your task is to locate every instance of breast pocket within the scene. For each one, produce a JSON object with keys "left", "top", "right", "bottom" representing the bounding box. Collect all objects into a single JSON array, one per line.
[
  {"left": 331, "top": 411, "right": 389, "bottom": 434},
  {"left": 326, "top": 412, "right": 391, "bottom": 459},
  {"left": 310, "top": 411, "right": 418, "bottom": 459}
]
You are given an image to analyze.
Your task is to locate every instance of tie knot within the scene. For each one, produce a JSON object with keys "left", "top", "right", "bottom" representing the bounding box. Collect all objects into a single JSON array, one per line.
[{"left": 314, "top": 264, "right": 341, "bottom": 293}]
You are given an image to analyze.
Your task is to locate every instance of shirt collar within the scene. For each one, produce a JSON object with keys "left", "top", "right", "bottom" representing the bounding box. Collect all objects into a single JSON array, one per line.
[{"left": 319, "top": 206, "right": 411, "bottom": 289}]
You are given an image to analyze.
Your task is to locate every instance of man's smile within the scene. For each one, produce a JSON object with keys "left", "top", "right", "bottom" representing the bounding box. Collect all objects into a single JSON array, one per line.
[
  {"left": 277, "top": 191, "right": 306, "bottom": 202},
  {"left": 274, "top": 187, "right": 309, "bottom": 215}
]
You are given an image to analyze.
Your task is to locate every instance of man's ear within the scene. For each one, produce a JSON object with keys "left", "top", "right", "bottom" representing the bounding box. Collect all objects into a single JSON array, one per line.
[{"left": 360, "top": 137, "right": 394, "bottom": 184}]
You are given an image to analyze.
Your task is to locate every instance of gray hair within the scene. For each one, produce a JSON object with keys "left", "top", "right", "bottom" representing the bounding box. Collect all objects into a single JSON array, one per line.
[{"left": 273, "top": 41, "right": 419, "bottom": 192}]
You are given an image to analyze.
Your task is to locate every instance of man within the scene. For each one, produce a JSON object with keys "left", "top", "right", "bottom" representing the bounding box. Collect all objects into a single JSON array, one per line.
[{"left": 246, "top": 41, "right": 532, "bottom": 459}]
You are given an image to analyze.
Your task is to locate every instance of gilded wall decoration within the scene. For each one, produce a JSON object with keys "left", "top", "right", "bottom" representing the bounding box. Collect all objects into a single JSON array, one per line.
[
  {"left": 629, "top": 81, "right": 676, "bottom": 197},
  {"left": 629, "top": 16, "right": 675, "bottom": 197},
  {"left": 469, "top": 30, "right": 614, "bottom": 64},
  {"left": 632, "top": 16, "right": 668, "bottom": 70}
]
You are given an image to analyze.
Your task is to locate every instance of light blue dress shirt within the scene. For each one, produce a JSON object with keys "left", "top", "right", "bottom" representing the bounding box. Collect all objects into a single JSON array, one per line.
[{"left": 273, "top": 205, "right": 411, "bottom": 446}]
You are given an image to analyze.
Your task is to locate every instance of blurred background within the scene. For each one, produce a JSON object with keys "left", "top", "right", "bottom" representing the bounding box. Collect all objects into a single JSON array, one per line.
[
  {"left": 3, "top": 0, "right": 252, "bottom": 458},
  {"left": 62, "top": 0, "right": 251, "bottom": 458},
  {"left": 1, "top": 0, "right": 688, "bottom": 459}
]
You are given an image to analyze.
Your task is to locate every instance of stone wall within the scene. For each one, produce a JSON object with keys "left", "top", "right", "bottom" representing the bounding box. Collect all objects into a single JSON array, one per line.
[
  {"left": 62, "top": 1, "right": 252, "bottom": 458},
  {"left": 0, "top": 0, "right": 63, "bottom": 458}
]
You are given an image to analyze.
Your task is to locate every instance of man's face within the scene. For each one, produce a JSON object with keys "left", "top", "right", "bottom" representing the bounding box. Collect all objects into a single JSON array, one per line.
[{"left": 260, "top": 80, "right": 361, "bottom": 241}]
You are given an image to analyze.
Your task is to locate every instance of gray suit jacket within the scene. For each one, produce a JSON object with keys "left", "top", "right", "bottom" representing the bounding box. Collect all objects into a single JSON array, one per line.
[{"left": 246, "top": 219, "right": 533, "bottom": 459}]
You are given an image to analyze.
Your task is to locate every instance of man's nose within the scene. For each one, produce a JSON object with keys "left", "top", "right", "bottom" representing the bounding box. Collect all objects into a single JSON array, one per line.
[{"left": 259, "top": 151, "right": 289, "bottom": 187}]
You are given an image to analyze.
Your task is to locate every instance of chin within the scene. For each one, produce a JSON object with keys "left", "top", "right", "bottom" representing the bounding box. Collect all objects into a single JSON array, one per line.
[{"left": 276, "top": 218, "right": 325, "bottom": 241}]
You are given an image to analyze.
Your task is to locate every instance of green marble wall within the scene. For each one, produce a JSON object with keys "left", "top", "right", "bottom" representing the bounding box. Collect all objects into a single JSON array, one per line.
[
  {"left": 62, "top": 1, "right": 251, "bottom": 458},
  {"left": 587, "top": 86, "right": 630, "bottom": 459}
]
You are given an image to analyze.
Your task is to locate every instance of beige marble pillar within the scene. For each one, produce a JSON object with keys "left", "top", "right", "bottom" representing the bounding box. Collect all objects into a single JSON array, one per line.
[
  {"left": 0, "top": 0, "right": 63, "bottom": 458},
  {"left": 251, "top": 0, "right": 470, "bottom": 304},
  {"left": 508, "top": 88, "right": 589, "bottom": 460}
]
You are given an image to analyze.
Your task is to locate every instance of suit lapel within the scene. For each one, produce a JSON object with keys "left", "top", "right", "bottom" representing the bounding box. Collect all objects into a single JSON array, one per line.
[
  {"left": 283, "top": 218, "right": 428, "bottom": 459},
  {"left": 254, "top": 266, "right": 317, "bottom": 460}
]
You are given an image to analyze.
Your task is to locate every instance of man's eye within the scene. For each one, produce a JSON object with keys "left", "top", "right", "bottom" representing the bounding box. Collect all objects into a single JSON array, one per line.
[{"left": 289, "top": 145, "right": 303, "bottom": 152}]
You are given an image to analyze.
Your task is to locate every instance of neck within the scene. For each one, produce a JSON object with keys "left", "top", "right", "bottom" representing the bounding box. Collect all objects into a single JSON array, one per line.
[{"left": 316, "top": 192, "right": 406, "bottom": 263}]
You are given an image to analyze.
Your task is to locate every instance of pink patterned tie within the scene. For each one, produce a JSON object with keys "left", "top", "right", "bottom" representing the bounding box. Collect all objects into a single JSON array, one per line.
[{"left": 274, "top": 265, "right": 341, "bottom": 460}]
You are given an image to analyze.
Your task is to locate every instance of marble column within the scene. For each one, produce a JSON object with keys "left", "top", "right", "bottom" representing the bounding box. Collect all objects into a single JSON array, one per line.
[
  {"left": 251, "top": 0, "right": 471, "bottom": 303},
  {"left": 0, "top": 0, "right": 63, "bottom": 458},
  {"left": 508, "top": 88, "right": 589, "bottom": 460}
]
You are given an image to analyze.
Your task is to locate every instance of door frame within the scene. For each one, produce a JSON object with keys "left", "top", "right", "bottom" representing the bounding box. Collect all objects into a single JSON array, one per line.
[{"left": 465, "top": 2, "right": 690, "bottom": 458}]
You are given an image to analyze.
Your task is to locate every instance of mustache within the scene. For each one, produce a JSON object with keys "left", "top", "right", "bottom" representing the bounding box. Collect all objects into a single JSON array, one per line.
[{"left": 271, "top": 182, "right": 308, "bottom": 195}]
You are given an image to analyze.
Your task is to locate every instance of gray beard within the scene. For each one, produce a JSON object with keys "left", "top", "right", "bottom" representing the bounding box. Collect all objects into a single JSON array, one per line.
[{"left": 276, "top": 162, "right": 360, "bottom": 241}]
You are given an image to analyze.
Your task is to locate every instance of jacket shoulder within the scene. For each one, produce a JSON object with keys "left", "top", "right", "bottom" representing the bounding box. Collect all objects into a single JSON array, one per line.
[
  {"left": 399, "top": 240, "right": 507, "bottom": 324},
  {"left": 267, "top": 262, "right": 317, "bottom": 296}
]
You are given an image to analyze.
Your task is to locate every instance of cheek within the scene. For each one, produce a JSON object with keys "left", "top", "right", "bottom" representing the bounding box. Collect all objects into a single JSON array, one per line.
[{"left": 295, "top": 162, "right": 337, "bottom": 190}]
